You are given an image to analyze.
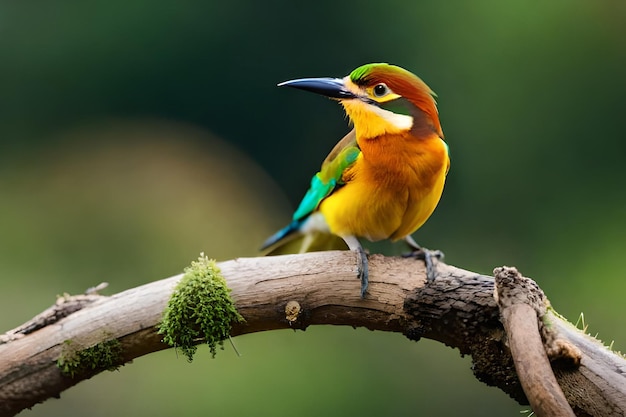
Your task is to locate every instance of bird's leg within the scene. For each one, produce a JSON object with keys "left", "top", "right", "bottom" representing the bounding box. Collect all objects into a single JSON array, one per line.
[
  {"left": 403, "top": 235, "right": 444, "bottom": 281},
  {"left": 342, "top": 235, "right": 369, "bottom": 298}
]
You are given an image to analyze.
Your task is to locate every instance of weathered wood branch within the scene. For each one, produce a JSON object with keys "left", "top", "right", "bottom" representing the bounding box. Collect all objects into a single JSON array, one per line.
[
  {"left": 0, "top": 252, "right": 625, "bottom": 417},
  {"left": 494, "top": 266, "right": 576, "bottom": 417}
]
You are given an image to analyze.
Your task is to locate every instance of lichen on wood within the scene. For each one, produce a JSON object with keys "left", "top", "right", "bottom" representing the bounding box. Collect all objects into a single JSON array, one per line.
[
  {"left": 57, "top": 335, "right": 122, "bottom": 378},
  {"left": 157, "top": 254, "right": 244, "bottom": 361}
]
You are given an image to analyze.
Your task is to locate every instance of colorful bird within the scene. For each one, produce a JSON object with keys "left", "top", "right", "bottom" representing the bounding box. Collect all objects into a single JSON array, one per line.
[{"left": 262, "top": 63, "right": 449, "bottom": 298}]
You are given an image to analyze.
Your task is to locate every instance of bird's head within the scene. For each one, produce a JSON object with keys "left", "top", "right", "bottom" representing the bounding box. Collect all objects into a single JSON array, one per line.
[{"left": 279, "top": 63, "right": 442, "bottom": 139}]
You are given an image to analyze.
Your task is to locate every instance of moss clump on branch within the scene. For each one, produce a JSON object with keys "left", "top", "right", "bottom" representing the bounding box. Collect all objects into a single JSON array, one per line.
[
  {"left": 57, "top": 336, "right": 122, "bottom": 378},
  {"left": 158, "top": 254, "right": 244, "bottom": 361}
]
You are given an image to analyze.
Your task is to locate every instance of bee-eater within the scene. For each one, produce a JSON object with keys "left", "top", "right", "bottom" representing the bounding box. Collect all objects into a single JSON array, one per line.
[{"left": 262, "top": 63, "right": 449, "bottom": 298}]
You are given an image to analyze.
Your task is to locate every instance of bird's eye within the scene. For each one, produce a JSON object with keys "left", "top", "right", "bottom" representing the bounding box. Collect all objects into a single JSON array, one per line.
[{"left": 373, "top": 83, "right": 389, "bottom": 97}]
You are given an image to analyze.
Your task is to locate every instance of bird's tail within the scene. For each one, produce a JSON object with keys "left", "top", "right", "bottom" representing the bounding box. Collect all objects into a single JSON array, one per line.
[
  {"left": 261, "top": 220, "right": 348, "bottom": 256},
  {"left": 260, "top": 220, "right": 302, "bottom": 252}
]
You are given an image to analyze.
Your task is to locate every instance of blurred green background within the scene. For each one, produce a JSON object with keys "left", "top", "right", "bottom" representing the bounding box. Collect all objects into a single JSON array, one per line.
[{"left": 2, "top": 1, "right": 625, "bottom": 416}]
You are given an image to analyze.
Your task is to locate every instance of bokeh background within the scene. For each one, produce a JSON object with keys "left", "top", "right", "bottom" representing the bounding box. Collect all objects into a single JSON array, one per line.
[{"left": 2, "top": 1, "right": 625, "bottom": 416}]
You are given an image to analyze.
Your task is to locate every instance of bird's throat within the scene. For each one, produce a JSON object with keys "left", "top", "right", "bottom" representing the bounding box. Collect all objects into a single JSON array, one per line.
[{"left": 341, "top": 100, "right": 413, "bottom": 139}]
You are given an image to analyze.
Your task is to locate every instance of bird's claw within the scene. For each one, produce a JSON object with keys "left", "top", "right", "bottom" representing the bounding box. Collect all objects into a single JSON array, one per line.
[{"left": 403, "top": 248, "right": 443, "bottom": 281}]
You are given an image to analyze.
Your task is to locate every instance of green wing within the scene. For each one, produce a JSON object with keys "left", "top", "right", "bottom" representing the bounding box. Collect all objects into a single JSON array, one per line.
[
  {"left": 260, "top": 130, "right": 359, "bottom": 253},
  {"left": 292, "top": 129, "right": 360, "bottom": 221}
]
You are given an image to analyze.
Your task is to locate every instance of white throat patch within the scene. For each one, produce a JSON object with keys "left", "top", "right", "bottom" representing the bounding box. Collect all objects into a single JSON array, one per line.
[
  {"left": 342, "top": 100, "right": 414, "bottom": 138},
  {"left": 371, "top": 105, "right": 413, "bottom": 130}
]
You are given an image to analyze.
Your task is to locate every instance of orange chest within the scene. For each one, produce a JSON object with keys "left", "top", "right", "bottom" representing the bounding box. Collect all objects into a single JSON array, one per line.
[
  {"left": 345, "top": 134, "right": 449, "bottom": 191},
  {"left": 319, "top": 133, "right": 449, "bottom": 240}
]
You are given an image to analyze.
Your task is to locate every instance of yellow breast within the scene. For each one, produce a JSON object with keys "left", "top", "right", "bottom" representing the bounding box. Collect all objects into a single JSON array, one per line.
[{"left": 319, "top": 133, "right": 449, "bottom": 241}]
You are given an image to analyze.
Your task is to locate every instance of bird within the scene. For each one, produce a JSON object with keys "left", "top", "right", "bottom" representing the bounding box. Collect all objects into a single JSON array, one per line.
[{"left": 261, "top": 63, "right": 450, "bottom": 298}]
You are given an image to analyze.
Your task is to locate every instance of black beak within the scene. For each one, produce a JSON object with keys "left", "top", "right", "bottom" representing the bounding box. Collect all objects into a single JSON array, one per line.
[{"left": 277, "top": 77, "right": 357, "bottom": 100}]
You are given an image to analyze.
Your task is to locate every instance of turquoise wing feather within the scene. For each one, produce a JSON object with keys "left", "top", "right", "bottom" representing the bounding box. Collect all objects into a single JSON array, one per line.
[
  {"left": 260, "top": 130, "right": 360, "bottom": 251},
  {"left": 293, "top": 129, "right": 360, "bottom": 220}
]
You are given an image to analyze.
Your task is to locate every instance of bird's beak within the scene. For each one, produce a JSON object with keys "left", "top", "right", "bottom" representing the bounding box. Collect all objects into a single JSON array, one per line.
[{"left": 278, "top": 77, "right": 357, "bottom": 100}]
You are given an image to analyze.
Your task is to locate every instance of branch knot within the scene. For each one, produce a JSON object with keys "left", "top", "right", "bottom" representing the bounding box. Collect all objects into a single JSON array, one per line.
[{"left": 493, "top": 266, "right": 547, "bottom": 317}]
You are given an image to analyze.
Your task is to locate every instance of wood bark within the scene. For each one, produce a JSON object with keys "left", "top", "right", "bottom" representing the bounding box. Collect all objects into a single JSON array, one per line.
[
  {"left": 0, "top": 251, "right": 625, "bottom": 417},
  {"left": 493, "top": 266, "right": 575, "bottom": 417}
]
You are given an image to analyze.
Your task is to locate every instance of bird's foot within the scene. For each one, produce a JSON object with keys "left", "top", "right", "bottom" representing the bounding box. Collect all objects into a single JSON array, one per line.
[
  {"left": 403, "top": 247, "right": 444, "bottom": 282},
  {"left": 342, "top": 236, "right": 369, "bottom": 298},
  {"left": 355, "top": 246, "right": 369, "bottom": 298}
]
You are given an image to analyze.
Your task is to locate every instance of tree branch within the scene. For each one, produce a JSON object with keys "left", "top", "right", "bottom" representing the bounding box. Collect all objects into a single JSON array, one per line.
[
  {"left": 494, "top": 266, "right": 575, "bottom": 417},
  {"left": 0, "top": 252, "right": 625, "bottom": 417}
]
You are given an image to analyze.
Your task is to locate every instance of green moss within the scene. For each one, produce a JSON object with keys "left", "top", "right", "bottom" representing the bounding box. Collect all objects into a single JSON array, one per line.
[
  {"left": 57, "top": 336, "right": 122, "bottom": 378},
  {"left": 157, "top": 254, "right": 244, "bottom": 361}
]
